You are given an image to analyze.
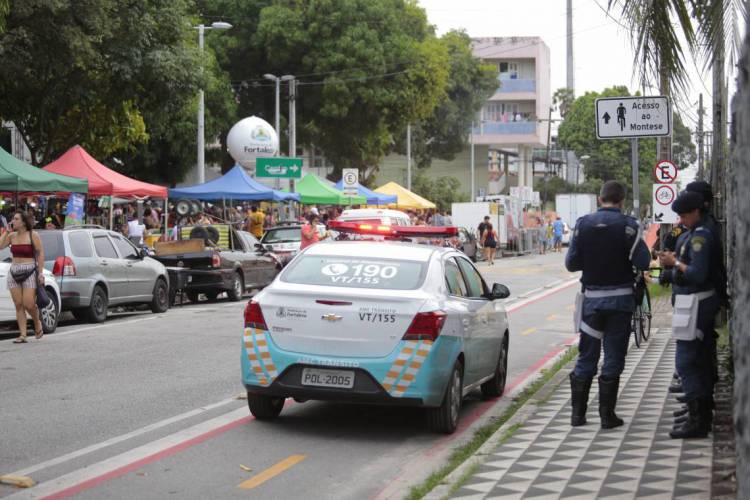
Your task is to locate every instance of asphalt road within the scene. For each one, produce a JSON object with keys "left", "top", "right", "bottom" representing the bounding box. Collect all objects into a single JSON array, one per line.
[{"left": 0, "top": 251, "right": 580, "bottom": 500}]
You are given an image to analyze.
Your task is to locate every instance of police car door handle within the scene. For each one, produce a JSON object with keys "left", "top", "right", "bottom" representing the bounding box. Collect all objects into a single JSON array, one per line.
[{"left": 100, "top": 261, "right": 108, "bottom": 266}]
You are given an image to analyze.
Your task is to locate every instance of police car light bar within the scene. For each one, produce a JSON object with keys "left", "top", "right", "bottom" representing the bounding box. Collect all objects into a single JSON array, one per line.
[{"left": 329, "top": 220, "right": 458, "bottom": 238}]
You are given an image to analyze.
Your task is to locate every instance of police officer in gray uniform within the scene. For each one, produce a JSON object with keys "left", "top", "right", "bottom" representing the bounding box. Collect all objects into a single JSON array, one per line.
[
  {"left": 659, "top": 191, "right": 721, "bottom": 438},
  {"left": 566, "top": 181, "right": 651, "bottom": 428}
]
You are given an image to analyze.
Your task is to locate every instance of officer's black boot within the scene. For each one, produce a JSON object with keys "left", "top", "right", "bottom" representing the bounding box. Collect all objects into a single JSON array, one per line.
[
  {"left": 673, "top": 406, "right": 689, "bottom": 417},
  {"left": 669, "top": 399, "right": 710, "bottom": 439},
  {"left": 668, "top": 382, "right": 683, "bottom": 393},
  {"left": 675, "top": 397, "right": 714, "bottom": 428},
  {"left": 598, "top": 376, "right": 624, "bottom": 429},
  {"left": 569, "top": 372, "right": 592, "bottom": 426}
]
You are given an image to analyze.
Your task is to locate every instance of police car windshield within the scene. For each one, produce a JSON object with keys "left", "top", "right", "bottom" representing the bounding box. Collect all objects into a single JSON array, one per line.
[
  {"left": 281, "top": 255, "right": 427, "bottom": 290},
  {"left": 262, "top": 227, "right": 301, "bottom": 244}
]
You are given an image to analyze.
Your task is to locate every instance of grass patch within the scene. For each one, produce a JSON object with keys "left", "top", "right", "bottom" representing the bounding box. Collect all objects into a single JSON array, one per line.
[
  {"left": 405, "top": 346, "right": 579, "bottom": 500},
  {"left": 717, "top": 325, "right": 730, "bottom": 349}
]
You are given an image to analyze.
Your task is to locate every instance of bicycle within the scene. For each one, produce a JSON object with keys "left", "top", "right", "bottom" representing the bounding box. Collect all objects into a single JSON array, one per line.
[{"left": 632, "top": 272, "right": 652, "bottom": 347}]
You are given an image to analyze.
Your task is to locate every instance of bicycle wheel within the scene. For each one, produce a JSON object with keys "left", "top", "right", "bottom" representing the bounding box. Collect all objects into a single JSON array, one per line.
[
  {"left": 641, "top": 288, "right": 652, "bottom": 341},
  {"left": 632, "top": 307, "right": 642, "bottom": 348}
]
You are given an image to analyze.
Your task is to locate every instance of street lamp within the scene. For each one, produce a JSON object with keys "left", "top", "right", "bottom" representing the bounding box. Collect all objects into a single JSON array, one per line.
[
  {"left": 577, "top": 155, "right": 590, "bottom": 190},
  {"left": 263, "top": 74, "right": 295, "bottom": 188},
  {"left": 195, "top": 21, "right": 232, "bottom": 185}
]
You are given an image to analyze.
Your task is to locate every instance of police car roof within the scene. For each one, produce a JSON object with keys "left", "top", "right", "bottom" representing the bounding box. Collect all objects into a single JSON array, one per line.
[{"left": 304, "top": 240, "right": 441, "bottom": 261}]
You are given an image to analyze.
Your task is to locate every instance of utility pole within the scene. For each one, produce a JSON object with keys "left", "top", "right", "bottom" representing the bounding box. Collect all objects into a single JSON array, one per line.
[
  {"left": 697, "top": 93, "right": 704, "bottom": 180},
  {"left": 288, "top": 78, "right": 296, "bottom": 193},
  {"left": 406, "top": 123, "right": 412, "bottom": 191},
  {"left": 711, "top": 21, "right": 726, "bottom": 222},
  {"left": 470, "top": 121, "right": 475, "bottom": 201},
  {"left": 566, "top": 0, "right": 574, "bottom": 92}
]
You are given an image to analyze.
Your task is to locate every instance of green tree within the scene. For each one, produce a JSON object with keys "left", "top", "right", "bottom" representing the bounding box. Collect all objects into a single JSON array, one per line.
[
  {"left": 0, "top": 0, "right": 8, "bottom": 33},
  {"left": 411, "top": 174, "right": 468, "bottom": 212},
  {"left": 0, "top": 0, "right": 209, "bottom": 173},
  {"left": 672, "top": 116, "right": 697, "bottom": 168},
  {"left": 200, "top": 0, "right": 450, "bottom": 180},
  {"left": 553, "top": 87, "right": 576, "bottom": 119},
  {"left": 392, "top": 30, "right": 498, "bottom": 170}
]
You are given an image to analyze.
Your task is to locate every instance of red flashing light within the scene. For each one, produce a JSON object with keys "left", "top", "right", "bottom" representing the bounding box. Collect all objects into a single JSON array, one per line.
[
  {"left": 329, "top": 220, "right": 457, "bottom": 238},
  {"left": 52, "top": 256, "right": 76, "bottom": 277},
  {"left": 211, "top": 254, "right": 221, "bottom": 268},
  {"left": 244, "top": 300, "right": 267, "bottom": 330},
  {"left": 403, "top": 311, "right": 447, "bottom": 341}
]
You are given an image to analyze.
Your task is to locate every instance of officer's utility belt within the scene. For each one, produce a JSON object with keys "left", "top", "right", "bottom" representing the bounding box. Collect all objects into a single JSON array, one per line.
[
  {"left": 583, "top": 287, "right": 632, "bottom": 298},
  {"left": 672, "top": 290, "right": 715, "bottom": 341},
  {"left": 574, "top": 286, "right": 633, "bottom": 339}
]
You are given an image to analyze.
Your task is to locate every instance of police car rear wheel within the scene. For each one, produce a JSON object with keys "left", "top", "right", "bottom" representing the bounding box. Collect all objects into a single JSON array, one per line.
[
  {"left": 427, "top": 361, "right": 463, "bottom": 434},
  {"left": 481, "top": 338, "right": 508, "bottom": 399},
  {"left": 247, "top": 393, "right": 284, "bottom": 420}
]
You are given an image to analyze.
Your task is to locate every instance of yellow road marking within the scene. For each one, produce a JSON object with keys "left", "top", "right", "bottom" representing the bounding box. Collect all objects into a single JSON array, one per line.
[
  {"left": 546, "top": 314, "right": 557, "bottom": 321},
  {"left": 521, "top": 327, "right": 537, "bottom": 336},
  {"left": 238, "top": 454, "right": 307, "bottom": 490}
]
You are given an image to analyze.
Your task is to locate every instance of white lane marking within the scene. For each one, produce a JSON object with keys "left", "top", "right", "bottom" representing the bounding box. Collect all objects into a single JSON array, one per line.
[
  {"left": 506, "top": 277, "right": 579, "bottom": 314},
  {"left": 5, "top": 407, "right": 249, "bottom": 500},
  {"left": 8, "top": 397, "right": 240, "bottom": 478}
]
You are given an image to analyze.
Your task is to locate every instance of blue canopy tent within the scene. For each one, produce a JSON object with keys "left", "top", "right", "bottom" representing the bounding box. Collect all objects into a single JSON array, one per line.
[
  {"left": 169, "top": 165, "right": 299, "bottom": 202},
  {"left": 333, "top": 180, "right": 397, "bottom": 205}
]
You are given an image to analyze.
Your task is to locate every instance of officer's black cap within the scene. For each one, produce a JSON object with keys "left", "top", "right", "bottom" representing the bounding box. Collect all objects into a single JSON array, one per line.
[
  {"left": 685, "top": 181, "right": 713, "bottom": 203},
  {"left": 671, "top": 191, "right": 704, "bottom": 214}
]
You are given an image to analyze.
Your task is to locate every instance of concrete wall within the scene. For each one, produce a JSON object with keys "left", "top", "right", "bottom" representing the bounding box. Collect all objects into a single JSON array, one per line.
[{"left": 729, "top": 27, "right": 750, "bottom": 499}]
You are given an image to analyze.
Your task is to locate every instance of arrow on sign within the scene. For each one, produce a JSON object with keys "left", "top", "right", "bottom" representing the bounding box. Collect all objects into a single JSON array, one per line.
[
  {"left": 290, "top": 166, "right": 299, "bottom": 172},
  {"left": 602, "top": 112, "right": 611, "bottom": 124}
]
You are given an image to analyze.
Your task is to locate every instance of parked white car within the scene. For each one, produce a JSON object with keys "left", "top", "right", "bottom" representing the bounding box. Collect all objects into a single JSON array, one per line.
[{"left": 0, "top": 261, "right": 61, "bottom": 334}]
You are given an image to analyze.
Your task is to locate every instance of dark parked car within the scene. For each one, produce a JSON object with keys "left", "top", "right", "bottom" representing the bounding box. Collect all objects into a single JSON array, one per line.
[{"left": 154, "top": 224, "right": 281, "bottom": 303}]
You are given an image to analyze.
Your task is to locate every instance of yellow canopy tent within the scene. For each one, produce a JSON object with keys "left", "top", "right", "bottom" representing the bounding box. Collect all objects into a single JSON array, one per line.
[{"left": 373, "top": 182, "right": 436, "bottom": 209}]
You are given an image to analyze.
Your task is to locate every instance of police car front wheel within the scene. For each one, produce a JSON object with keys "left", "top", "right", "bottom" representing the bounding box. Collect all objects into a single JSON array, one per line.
[{"left": 247, "top": 393, "right": 284, "bottom": 420}]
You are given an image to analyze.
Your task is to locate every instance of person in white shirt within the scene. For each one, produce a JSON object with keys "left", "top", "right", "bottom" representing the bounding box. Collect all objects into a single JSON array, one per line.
[{"left": 127, "top": 218, "right": 145, "bottom": 245}]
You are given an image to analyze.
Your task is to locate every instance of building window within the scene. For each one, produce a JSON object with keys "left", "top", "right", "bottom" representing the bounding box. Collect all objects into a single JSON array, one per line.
[{"left": 498, "top": 62, "right": 518, "bottom": 79}]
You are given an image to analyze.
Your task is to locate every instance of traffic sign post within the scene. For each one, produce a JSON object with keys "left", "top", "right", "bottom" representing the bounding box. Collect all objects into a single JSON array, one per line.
[
  {"left": 595, "top": 96, "right": 672, "bottom": 139},
  {"left": 256, "top": 157, "right": 303, "bottom": 178},
  {"left": 342, "top": 168, "right": 359, "bottom": 197},
  {"left": 653, "top": 160, "right": 678, "bottom": 183},
  {"left": 652, "top": 184, "right": 679, "bottom": 224}
]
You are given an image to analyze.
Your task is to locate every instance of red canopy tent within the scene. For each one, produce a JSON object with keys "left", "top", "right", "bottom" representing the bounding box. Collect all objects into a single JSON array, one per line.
[{"left": 43, "top": 145, "right": 167, "bottom": 198}]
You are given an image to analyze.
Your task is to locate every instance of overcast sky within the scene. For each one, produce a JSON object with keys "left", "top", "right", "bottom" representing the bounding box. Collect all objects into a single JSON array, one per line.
[{"left": 417, "top": 0, "right": 737, "bottom": 134}]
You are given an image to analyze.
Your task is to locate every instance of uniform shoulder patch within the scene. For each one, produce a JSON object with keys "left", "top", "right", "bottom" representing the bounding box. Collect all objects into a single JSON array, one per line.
[
  {"left": 670, "top": 227, "right": 684, "bottom": 237},
  {"left": 692, "top": 235, "right": 706, "bottom": 253},
  {"left": 625, "top": 226, "right": 636, "bottom": 236}
]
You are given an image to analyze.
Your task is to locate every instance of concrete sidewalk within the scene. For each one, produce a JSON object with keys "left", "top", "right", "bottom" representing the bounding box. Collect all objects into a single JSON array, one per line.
[{"left": 428, "top": 297, "right": 733, "bottom": 500}]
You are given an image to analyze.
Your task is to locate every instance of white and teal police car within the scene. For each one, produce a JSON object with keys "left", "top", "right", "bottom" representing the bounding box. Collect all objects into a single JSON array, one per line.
[{"left": 241, "top": 222, "right": 511, "bottom": 433}]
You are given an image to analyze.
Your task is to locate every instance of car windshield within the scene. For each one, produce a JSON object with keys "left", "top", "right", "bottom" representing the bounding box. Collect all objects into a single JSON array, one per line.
[
  {"left": 281, "top": 255, "right": 427, "bottom": 290},
  {"left": 262, "top": 227, "right": 301, "bottom": 244}
]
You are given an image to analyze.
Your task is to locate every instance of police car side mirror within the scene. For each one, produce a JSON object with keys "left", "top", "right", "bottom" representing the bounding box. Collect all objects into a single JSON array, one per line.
[{"left": 490, "top": 283, "right": 510, "bottom": 300}]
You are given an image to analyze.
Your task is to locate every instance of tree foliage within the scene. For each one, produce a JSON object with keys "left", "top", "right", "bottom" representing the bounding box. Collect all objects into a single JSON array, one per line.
[
  {"left": 411, "top": 174, "right": 468, "bottom": 212},
  {"left": 201, "top": 0, "right": 453, "bottom": 180},
  {"left": 0, "top": 0, "right": 227, "bottom": 183},
  {"left": 392, "top": 30, "right": 498, "bottom": 170},
  {"left": 553, "top": 87, "right": 575, "bottom": 119}
]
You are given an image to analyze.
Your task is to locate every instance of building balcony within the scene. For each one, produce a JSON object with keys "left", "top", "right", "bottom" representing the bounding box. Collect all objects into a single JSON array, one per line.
[
  {"left": 497, "top": 78, "right": 536, "bottom": 93},
  {"left": 473, "top": 121, "right": 537, "bottom": 135}
]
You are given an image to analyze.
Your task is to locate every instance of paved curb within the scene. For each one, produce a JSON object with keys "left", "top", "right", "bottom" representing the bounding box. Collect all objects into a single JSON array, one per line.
[{"left": 422, "top": 349, "right": 576, "bottom": 500}]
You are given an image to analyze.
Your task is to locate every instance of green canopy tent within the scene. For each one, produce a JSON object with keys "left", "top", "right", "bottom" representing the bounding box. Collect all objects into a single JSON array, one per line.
[
  {"left": 295, "top": 173, "right": 366, "bottom": 205},
  {"left": 0, "top": 147, "right": 88, "bottom": 193}
]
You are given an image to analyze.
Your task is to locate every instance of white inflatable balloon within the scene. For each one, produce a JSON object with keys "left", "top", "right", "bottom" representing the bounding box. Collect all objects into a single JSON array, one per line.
[{"left": 227, "top": 116, "right": 278, "bottom": 168}]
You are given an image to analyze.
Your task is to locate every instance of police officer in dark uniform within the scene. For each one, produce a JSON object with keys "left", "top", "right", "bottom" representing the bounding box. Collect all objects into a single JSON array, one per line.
[
  {"left": 659, "top": 191, "right": 721, "bottom": 438},
  {"left": 566, "top": 181, "right": 651, "bottom": 428}
]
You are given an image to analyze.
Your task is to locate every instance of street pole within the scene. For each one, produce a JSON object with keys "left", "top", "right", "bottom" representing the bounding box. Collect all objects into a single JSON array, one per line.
[
  {"left": 566, "top": 0, "right": 574, "bottom": 92},
  {"left": 406, "top": 123, "right": 412, "bottom": 191},
  {"left": 288, "top": 78, "right": 296, "bottom": 193},
  {"left": 697, "top": 93, "right": 704, "bottom": 180},
  {"left": 197, "top": 24, "right": 205, "bottom": 185},
  {"left": 470, "top": 121, "right": 475, "bottom": 201},
  {"left": 195, "top": 22, "right": 231, "bottom": 185},
  {"left": 264, "top": 73, "right": 283, "bottom": 189},
  {"left": 631, "top": 138, "right": 640, "bottom": 217}
]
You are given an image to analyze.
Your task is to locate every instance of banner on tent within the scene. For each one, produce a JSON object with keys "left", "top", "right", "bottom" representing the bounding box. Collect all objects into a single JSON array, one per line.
[{"left": 64, "top": 193, "right": 85, "bottom": 228}]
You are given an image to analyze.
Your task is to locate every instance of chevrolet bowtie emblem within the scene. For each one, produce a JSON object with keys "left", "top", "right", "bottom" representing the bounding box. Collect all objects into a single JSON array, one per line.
[{"left": 321, "top": 313, "right": 343, "bottom": 322}]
